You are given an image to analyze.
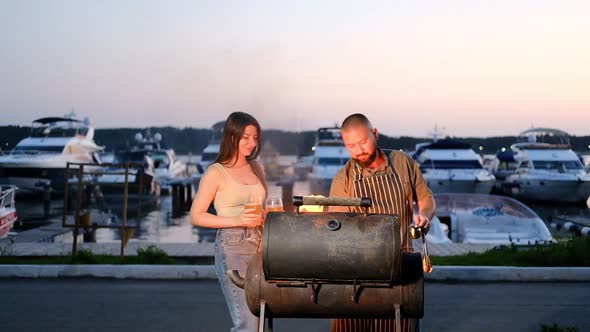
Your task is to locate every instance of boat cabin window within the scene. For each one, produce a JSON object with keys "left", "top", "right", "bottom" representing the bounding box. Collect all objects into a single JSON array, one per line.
[
  {"left": 497, "top": 161, "right": 518, "bottom": 171},
  {"left": 150, "top": 152, "right": 170, "bottom": 168},
  {"left": 317, "top": 141, "right": 345, "bottom": 147},
  {"left": 420, "top": 159, "right": 483, "bottom": 170},
  {"left": 317, "top": 157, "right": 347, "bottom": 166},
  {"left": 517, "top": 161, "right": 532, "bottom": 169},
  {"left": 10, "top": 145, "right": 65, "bottom": 154},
  {"left": 532, "top": 160, "right": 583, "bottom": 171},
  {"left": 31, "top": 126, "right": 88, "bottom": 138},
  {"left": 113, "top": 151, "right": 149, "bottom": 166},
  {"left": 201, "top": 152, "right": 218, "bottom": 162},
  {"left": 318, "top": 130, "right": 342, "bottom": 140}
]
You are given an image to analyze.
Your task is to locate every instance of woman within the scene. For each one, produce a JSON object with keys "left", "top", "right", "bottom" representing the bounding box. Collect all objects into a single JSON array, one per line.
[{"left": 190, "top": 112, "right": 267, "bottom": 332}]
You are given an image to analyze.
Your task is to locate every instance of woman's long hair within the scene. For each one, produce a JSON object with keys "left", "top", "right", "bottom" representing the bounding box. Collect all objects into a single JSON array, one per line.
[{"left": 213, "top": 112, "right": 267, "bottom": 193}]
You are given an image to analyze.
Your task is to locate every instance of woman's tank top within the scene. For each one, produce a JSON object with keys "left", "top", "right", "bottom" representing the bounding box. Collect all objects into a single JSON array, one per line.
[{"left": 211, "top": 163, "right": 266, "bottom": 218}]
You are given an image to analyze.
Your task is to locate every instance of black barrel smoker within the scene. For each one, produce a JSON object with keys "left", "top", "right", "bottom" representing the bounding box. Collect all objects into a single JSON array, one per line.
[{"left": 228, "top": 196, "right": 426, "bottom": 332}]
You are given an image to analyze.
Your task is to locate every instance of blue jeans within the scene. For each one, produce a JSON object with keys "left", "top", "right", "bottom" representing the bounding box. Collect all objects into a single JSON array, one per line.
[{"left": 215, "top": 228, "right": 261, "bottom": 332}]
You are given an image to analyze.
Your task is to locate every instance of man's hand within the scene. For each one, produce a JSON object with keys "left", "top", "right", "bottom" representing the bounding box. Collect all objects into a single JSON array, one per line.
[{"left": 413, "top": 214, "right": 430, "bottom": 230}]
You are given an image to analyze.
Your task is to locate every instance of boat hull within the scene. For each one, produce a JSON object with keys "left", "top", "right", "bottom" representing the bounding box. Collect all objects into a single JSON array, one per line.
[
  {"left": 0, "top": 164, "right": 98, "bottom": 193},
  {"left": 0, "top": 209, "right": 17, "bottom": 239},
  {"left": 503, "top": 178, "right": 590, "bottom": 203},
  {"left": 93, "top": 171, "right": 159, "bottom": 197},
  {"left": 433, "top": 193, "right": 554, "bottom": 245},
  {"left": 0, "top": 167, "right": 80, "bottom": 193},
  {"left": 424, "top": 178, "right": 494, "bottom": 194}
]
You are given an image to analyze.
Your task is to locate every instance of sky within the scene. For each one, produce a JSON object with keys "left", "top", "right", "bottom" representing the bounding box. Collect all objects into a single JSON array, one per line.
[{"left": 1, "top": 0, "right": 589, "bottom": 137}]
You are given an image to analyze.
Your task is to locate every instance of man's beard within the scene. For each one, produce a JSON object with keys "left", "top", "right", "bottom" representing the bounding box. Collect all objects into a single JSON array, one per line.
[{"left": 354, "top": 150, "right": 378, "bottom": 168}]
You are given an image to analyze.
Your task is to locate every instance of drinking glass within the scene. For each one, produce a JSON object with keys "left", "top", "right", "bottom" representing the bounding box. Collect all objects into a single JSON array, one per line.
[
  {"left": 265, "top": 196, "right": 284, "bottom": 212},
  {"left": 244, "top": 195, "right": 263, "bottom": 218}
]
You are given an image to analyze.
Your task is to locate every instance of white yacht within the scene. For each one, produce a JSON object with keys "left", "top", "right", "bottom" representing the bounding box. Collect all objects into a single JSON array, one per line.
[
  {"left": 502, "top": 128, "right": 590, "bottom": 203},
  {"left": 94, "top": 131, "right": 190, "bottom": 196},
  {"left": 293, "top": 155, "right": 314, "bottom": 181},
  {"left": 412, "top": 139, "right": 495, "bottom": 194},
  {"left": 94, "top": 149, "right": 158, "bottom": 197},
  {"left": 133, "top": 132, "right": 188, "bottom": 191},
  {"left": 0, "top": 185, "right": 17, "bottom": 239},
  {"left": 0, "top": 115, "right": 103, "bottom": 192},
  {"left": 199, "top": 121, "right": 224, "bottom": 170},
  {"left": 432, "top": 193, "right": 553, "bottom": 245},
  {"left": 308, "top": 127, "right": 350, "bottom": 196},
  {"left": 489, "top": 150, "right": 518, "bottom": 182}
]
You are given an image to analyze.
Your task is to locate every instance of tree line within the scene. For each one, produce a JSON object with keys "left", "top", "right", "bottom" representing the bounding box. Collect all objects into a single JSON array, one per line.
[{"left": 1, "top": 125, "right": 589, "bottom": 156}]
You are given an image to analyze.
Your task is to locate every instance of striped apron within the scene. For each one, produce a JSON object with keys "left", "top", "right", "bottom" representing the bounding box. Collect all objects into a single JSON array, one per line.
[{"left": 330, "top": 155, "right": 418, "bottom": 332}]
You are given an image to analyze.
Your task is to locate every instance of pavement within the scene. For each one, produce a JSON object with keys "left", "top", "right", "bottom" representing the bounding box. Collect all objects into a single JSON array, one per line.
[{"left": 2, "top": 279, "right": 589, "bottom": 332}]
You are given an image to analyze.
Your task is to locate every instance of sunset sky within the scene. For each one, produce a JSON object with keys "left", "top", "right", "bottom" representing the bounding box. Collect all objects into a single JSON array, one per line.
[{"left": 1, "top": 0, "right": 589, "bottom": 137}]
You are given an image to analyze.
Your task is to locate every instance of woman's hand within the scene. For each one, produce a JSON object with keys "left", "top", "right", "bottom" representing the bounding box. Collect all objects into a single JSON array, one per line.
[{"left": 237, "top": 207, "right": 262, "bottom": 227}]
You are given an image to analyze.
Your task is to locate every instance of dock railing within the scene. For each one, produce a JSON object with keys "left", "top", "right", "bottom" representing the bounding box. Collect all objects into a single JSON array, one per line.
[{"left": 63, "top": 162, "right": 149, "bottom": 256}]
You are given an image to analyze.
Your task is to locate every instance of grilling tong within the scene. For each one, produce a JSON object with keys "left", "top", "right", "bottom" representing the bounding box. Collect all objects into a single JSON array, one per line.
[{"left": 410, "top": 226, "right": 433, "bottom": 273}]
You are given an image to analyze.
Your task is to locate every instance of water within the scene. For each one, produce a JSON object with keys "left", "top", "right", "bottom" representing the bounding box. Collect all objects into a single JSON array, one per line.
[
  {"left": 7, "top": 152, "right": 590, "bottom": 243},
  {"left": 9, "top": 194, "right": 214, "bottom": 243}
]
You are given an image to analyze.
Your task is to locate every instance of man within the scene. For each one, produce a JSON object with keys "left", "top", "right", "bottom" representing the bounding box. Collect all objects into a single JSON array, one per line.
[{"left": 328, "top": 113, "right": 435, "bottom": 332}]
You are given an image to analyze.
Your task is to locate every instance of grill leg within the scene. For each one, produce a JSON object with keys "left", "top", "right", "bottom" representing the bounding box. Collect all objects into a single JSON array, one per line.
[
  {"left": 395, "top": 304, "right": 401, "bottom": 332},
  {"left": 259, "top": 301, "right": 266, "bottom": 332},
  {"left": 268, "top": 316, "right": 274, "bottom": 332}
]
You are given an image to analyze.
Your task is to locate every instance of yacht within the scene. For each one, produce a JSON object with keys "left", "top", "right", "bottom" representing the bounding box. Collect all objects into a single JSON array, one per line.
[
  {"left": 199, "top": 121, "right": 224, "bottom": 170},
  {"left": 489, "top": 150, "right": 518, "bottom": 182},
  {"left": 412, "top": 138, "right": 495, "bottom": 194},
  {"left": 501, "top": 128, "right": 590, "bottom": 203},
  {"left": 133, "top": 131, "right": 188, "bottom": 191},
  {"left": 432, "top": 193, "right": 553, "bottom": 245},
  {"left": 259, "top": 141, "right": 284, "bottom": 181},
  {"left": 293, "top": 155, "right": 314, "bottom": 181},
  {"left": 0, "top": 185, "right": 17, "bottom": 239},
  {"left": 0, "top": 115, "right": 103, "bottom": 192},
  {"left": 94, "top": 150, "right": 158, "bottom": 197},
  {"left": 308, "top": 127, "right": 350, "bottom": 196},
  {"left": 94, "top": 132, "right": 173, "bottom": 196}
]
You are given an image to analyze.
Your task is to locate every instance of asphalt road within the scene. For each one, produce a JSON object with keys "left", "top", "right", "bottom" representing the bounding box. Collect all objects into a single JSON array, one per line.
[{"left": 2, "top": 279, "right": 589, "bottom": 332}]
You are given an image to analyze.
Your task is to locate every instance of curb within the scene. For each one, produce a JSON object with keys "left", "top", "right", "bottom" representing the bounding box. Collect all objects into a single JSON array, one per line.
[
  {"left": 0, "top": 265, "right": 217, "bottom": 280},
  {"left": 1, "top": 265, "right": 590, "bottom": 281},
  {"left": 427, "top": 266, "right": 590, "bottom": 282}
]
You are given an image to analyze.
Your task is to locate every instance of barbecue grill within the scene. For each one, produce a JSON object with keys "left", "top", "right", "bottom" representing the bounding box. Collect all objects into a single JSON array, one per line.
[{"left": 228, "top": 196, "right": 427, "bottom": 332}]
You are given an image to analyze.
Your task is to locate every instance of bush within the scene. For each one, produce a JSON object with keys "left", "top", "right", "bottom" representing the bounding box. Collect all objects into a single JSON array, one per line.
[
  {"left": 540, "top": 323, "right": 579, "bottom": 332},
  {"left": 0, "top": 241, "right": 16, "bottom": 256},
  {"left": 70, "top": 249, "right": 98, "bottom": 264},
  {"left": 433, "top": 236, "right": 590, "bottom": 267},
  {"left": 135, "top": 245, "right": 175, "bottom": 265}
]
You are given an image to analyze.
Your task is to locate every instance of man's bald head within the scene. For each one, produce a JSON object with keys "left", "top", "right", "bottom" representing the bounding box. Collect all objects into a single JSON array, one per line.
[
  {"left": 341, "top": 113, "right": 380, "bottom": 168},
  {"left": 341, "top": 113, "right": 373, "bottom": 131}
]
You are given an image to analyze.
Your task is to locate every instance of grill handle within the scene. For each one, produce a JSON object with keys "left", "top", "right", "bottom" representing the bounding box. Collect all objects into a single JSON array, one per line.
[
  {"left": 227, "top": 270, "right": 245, "bottom": 289},
  {"left": 293, "top": 196, "right": 372, "bottom": 208}
]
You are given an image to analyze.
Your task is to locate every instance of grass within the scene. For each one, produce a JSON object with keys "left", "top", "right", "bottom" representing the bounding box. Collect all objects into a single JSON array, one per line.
[
  {"left": 540, "top": 323, "right": 579, "bottom": 332},
  {"left": 0, "top": 245, "right": 181, "bottom": 265},
  {"left": 432, "top": 236, "right": 590, "bottom": 267},
  {"left": 2, "top": 237, "right": 590, "bottom": 266}
]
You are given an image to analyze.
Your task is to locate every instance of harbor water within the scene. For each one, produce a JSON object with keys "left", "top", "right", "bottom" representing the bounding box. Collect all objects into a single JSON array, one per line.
[{"left": 4, "top": 155, "right": 589, "bottom": 244}]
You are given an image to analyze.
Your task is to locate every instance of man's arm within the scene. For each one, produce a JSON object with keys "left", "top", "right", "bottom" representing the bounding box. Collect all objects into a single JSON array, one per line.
[
  {"left": 409, "top": 156, "right": 436, "bottom": 228},
  {"left": 416, "top": 194, "right": 435, "bottom": 226}
]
